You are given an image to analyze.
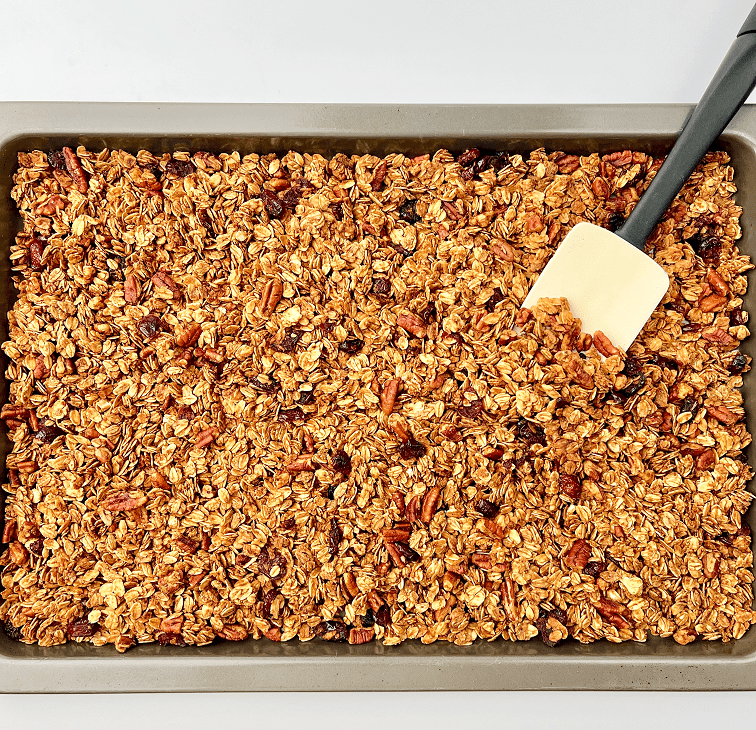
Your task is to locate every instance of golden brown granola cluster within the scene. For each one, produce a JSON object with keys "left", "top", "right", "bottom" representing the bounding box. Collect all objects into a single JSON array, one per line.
[{"left": 1, "top": 144, "right": 753, "bottom": 651}]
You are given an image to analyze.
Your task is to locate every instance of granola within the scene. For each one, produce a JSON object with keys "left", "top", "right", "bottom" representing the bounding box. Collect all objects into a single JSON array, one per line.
[{"left": 1, "top": 144, "right": 754, "bottom": 650}]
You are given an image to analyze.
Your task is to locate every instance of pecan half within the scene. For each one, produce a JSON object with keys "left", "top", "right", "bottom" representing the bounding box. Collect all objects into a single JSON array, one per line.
[
  {"left": 259, "top": 278, "right": 283, "bottom": 317},
  {"left": 160, "top": 615, "right": 184, "bottom": 634},
  {"left": 176, "top": 323, "right": 202, "bottom": 348},
  {"left": 696, "top": 449, "right": 717, "bottom": 470},
  {"left": 216, "top": 624, "right": 249, "bottom": 641},
  {"left": 702, "top": 328, "right": 736, "bottom": 346},
  {"left": 397, "top": 313, "right": 427, "bottom": 338},
  {"left": 62, "top": 147, "right": 89, "bottom": 193},
  {"left": 699, "top": 294, "right": 727, "bottom": 313},
  {"left": 174, "top": 535, "right": 199, "bottom": 554},
  {"left": 593, "top": 330, "right": 620, "bottom": 357},
  {"left": 100, "top": 491, "right": 148, "bottom": 512},
  {"left": 556, "top": 154, "right": 580, "bottom": 174},
  {"left": 380, "top": 378, "right": 402, "bottom": 415},
  {"left": 152, "top": 270, "right": 181, "bottom": 299},
  {"left": 405, "top": 495, "right": 421, "bottom": 523},
  {"left": 603, "top": 150, "right": 633, "bottom": 167},
  {"left": 371, "top": 160, "right": 388, "bottom": 190},
  {"left": 707, "top": 268, "right": 730, "bottom": 295},
  {"left": 124, "top": 274, "right": 140, "bottom": 304},
  {"left": 594, "top": 597, "right": 632, "bottom": 629},
  {"left": 420, "top": 487, "right": 441, "bottom": 523},
  {"left": 286, "top": 454, "right": 314, "bottom": 473},
  {"left": 592, "top": 177, "right": 610, "bottom": 199},
  {"left": 702, "top": 552, "right": 721, "bottom": 579},
  {"left": 564, "top": 538, "right": 591, "bottom": 570},
  {"left": 708, "top": 405, "right": 739, "bottom": 425},
  {"left": 349, "top": 628, "right": 374, "bottom": 644},
  {"left": 382, "top": 526, "right": 412, "bottom": 543},
  {"left": 490, "top": 239, "right": 514, "bottom": 261},
  {"left": 195, "top": 427, "right": 218, "bottom": 448}
]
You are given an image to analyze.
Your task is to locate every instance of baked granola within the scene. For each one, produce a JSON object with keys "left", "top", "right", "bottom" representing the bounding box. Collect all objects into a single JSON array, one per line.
[{"left": 1, "top": 144, "right": 754, "bottom": 651}]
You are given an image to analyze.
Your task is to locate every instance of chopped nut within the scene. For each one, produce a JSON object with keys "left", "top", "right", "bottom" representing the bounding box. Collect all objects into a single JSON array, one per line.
[
  {"left": 380, "top": 378, "right": 402, "bottom": 415},
  {"left": 593, "top": 330, "right": 620, "bottom": 357},
  {"left": 564, "top": 539, "right": 591, "bottom": 570},
  {"left": 397, "top": 313, "right": 427, "bottom": 338},
  {"left": 259, "top": 278, "right": 283, "bottom": 317}
]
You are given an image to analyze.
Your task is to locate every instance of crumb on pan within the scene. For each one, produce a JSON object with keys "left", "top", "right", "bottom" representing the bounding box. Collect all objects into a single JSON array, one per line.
[{"left": 1, "top": 145, "right": 754, "bottom": 651}]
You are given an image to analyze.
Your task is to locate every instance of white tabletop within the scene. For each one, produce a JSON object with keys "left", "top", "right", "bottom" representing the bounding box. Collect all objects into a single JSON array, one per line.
[{"left": 2, "top": 0, "right": 755, "bottom": 726}]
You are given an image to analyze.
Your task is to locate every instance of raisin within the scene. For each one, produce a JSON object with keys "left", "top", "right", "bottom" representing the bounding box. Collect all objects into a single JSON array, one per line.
[
  {"left": 327, "top": 518, "right": 342, "bottom": 557},
  {"left": 3, "top": 621, "right": 23, "bottom": 641},
  {"left": 485, "top": 288, "right": 505, "bottom": 312},
  {"left": 375, "top": 604, "right": 392, "bottom": 626},
  {"left": 475, "top": 499, "right": 498, "bottom": 518},
  {"left": 276, "top": 407, "right": 307, "bottom": 424},
  {"left": 534, "top": 617, "right": 559, "bottom": 647},
  {"left": 28, "top": 537, "right": 43, "bottom": 556},
  {"left": 460, "top": 168, "right": 475, "bottom": 181},
  {"left": 583, "top": 561, "right": 606, "bottom": 578},
  {"left": 650, "top": 353, "right": 678, "bottom": 371},
  {"left": 679, "top": 396, "right": 699, "bottom": 418},
  {"left": 143, "top": 163, "right": 162, "bottom": 180},
  {"left": 458, "top": 399, "right": 483, "bottom": 419},
  {"left": 398, "top": 199, "right": 421, "bottom": 224},
  {"left": 555, "top": 396, "right": 570, "bottom": 410},
  {"left": 34, "top": 423, "right": 63, "bottom": 444},
  {"left": 315, "top": 620, "right": 349, "bottom": 642},
  {"left": 419, "top": 301, "right": 437, "bottom": 324},
  {"left": 136, "top": 314, "right": 165, "bottom": 341},
  {"left": 67, "top": 618, "right": 99, "bottom": 639},
  {"left": 457, "top": 148, "right": 480, "bottom": 166},
  {"left": 274, "top": 328, "right": 304, "bottom": 353},
  {"left": 327, "top": 483, "right": 337, "bottom": 500},
  {"left": 249, "top": 376, "right": 279, "bottom": 394},
  {"left": 256, "top": 546, "right": 287, "bottom": 580},
  {"left": 694, "top": 236, "right": 723, "bottom": 265},
  {"left": 549, "top": 607, "right": 568, "bottom": 625},
  {"left": 158, "top": 632, "right": 187, "bottom": 647},
  {"left": 398, "top": 439, "right": 426, "bottom": 460},
  {"left": 260, "top": 189, "right": 285, "bottom": 219},
  {"left": 297, "top": 388, "right": 315, "bottom": 405},
  {"left": 47, "top": 150, "right": 67, "bottom": 170},
  {"left": 331, "top": 448, "right": 352, "bottom": 475},
  {"left": 621, "top": 373, "right": 647, "bottom": 398},
  {"left": 330, "top": 202, "right": 344, "bottom": 221},
  {"left": 730, "top": 307, "right": 748, "bottom": 327},
  {"left": 29, "top": 238, "right": 46, "bottom": 271},
  {"left": 715, "top": 532, "right": 735, "bottom": 546},
  {"left": 339, "top": 338, "right": 364, "bottom": 354},
  {"left": 682, "top": 323, "right": 701, "bottom": 333},
  {"left": 281, "top": 179, "right": 312, "bottom": 210},
  {"left": 361, "top": 608, "right": 376, "bottom": 629},
  {"left": 261, "top": 589, "right": 280, "bottom": 619},
  {"left": 392, "top": 541, "right": 420, "bottom": 563},
  {"left": 165, "top": 159, "right": 194, "bottom": 177},
  {"left": 606, "top": 213, "right": 625, "bottom": 232},
  {"left": 558, "top": 473, "right": 581, "bottom": 500},
  {"left": 623, "top": 356, "right": 644, "bottom": 378},
  {"left": 515, "top": 417, "right": 546, "bottom": 447},
  {"left": 372, "top": 278, "right": 392, "bottom": 297},
  {"left": 729, "top": 353, "right": 748, "bottom": 374}
]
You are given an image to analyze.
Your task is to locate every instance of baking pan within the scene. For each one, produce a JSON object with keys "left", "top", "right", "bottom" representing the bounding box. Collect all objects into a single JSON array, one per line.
[{"left": 0, "top": 102, "right": 754, "bottom": 692}]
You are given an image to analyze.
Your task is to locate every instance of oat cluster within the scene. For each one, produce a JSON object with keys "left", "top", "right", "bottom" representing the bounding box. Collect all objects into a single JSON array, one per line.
[{"left": 1, "top": 144, "right": 754, "bottom": 652}]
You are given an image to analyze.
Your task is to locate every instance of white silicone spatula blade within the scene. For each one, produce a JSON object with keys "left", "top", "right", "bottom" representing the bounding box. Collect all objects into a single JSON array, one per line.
[{"left": 521, "top": 222, "right": 669, "bottom": 352}]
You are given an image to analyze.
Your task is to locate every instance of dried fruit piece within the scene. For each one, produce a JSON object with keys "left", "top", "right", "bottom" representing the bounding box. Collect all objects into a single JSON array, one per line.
[
  {"left": 34, "top": 423, "right": 63, "bottom": 444},
  {"left": 250, "top": 376, "right": 279, "bottom": 394},
  {"left": 386, "top": 541, "right": 420, "bottom": 567},
  {"left": 564, "top": 538, "right": 591, "bottom": 570},
  {"left": 474, "top": 499, "right": 498, "bottom": 518},
  {"left": 441, "top": 424, "right": 463, "bottom": 442},
  {"left": 67, "top": 618, "right": 99, "bottom": 639},
  {"left": 137, "top": 314, "right": 165, "bottom": 341},
  {"left": 315, "top": 620, "right": 349, "bottom": 642},
  {"left": 273, "top": 328, "right": 304, "bottom": 353},
  {"left": 165, "top": 158, "right": 194, "bottom": 177},
  {"left": 257, "top": 546, "right": 287, "bottom": 580},
  {"left": 29, "top": 238, "right": 46, "bottom": 270},
  {"left": 331, "top": 448, "right": 352, "bottom": 475},
  {"left": 398, "top": 439, "right": 426, "bottom": 460},
  {"left": 371, "top": 160, "right": 388, "bottom": 190},
  {"left": 276, "top": 407, "right": 307, "bottom": 425},
  {"left": 47, "top": 150, "right": 66, "bottom": 170},
  {"left": 729, "top": 353, "right": 749, "bottom": 374},
  {"left": 398, "top": 199, "right": 421, "bottom": 224},
  {"left": 558, "top": 473, "right": 581, "bottom": 500},
  {"left": 583, "top": 561, "right": 606, "bottom": 578},
  {"left": 457, "top": 148, "right": 480, "bottom": 166},
  {"left": 372, "top": 278, "right": 391, "bottom": 297},
  {"left": 339, "top": 337, "right": 364, "bottom": 354},
  {"left": 327, "top": 518, "right": 342, "bottom": 558}
]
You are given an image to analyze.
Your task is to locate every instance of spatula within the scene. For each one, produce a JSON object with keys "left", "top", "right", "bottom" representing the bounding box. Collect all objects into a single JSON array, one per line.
[{"left": 521, "top": 4, "right": 756, "bottom": 352}]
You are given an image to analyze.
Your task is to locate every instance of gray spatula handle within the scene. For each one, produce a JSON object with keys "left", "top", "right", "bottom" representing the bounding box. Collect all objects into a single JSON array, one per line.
[{"left": 617, "top": 5, "right": 756, "bottom": 249}]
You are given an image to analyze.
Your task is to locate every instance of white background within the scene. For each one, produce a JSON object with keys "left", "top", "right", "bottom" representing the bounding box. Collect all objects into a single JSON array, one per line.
[{"left": 1, "top": 0, "right": 756, "bottom": 726}]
